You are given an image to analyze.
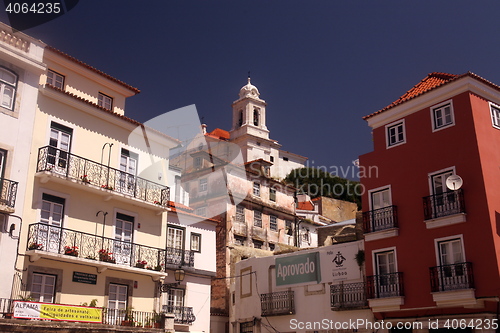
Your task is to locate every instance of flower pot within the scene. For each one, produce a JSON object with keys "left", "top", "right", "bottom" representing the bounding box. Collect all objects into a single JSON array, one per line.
[{"left": 121, "top": 320, "right": 134, "bottom": 326}]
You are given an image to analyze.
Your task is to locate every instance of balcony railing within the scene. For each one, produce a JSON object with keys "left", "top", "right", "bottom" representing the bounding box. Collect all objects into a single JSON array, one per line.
[
  {"left": 367, "top": 272, "right": 404, "bottom": 298},
  {"left": 363, "top": 205, "right": 398, "bottom": 233},
  {"left": 103, "top": 308, "right": 164, "bottom": 327},
  {"left": 36, "top": 146, "right": 170, "bottom": 206},
  {"left": 260, "top": 290, "right": 295, "bottom": 316},
  {"left": 330, "top": 282, "right": 368, "bottom": 310},
  {"left": 162, "top": 305, "right": 196, "bottom": 325},
  {"left": 430, "top": 262, "right": 474, "bottom": 292},
  {"left": 423, "top": 189, "right": 465, "bottom": 220},
  {"left": 0, "top": 178, "right": 18, "bottom": 209},
  {"left": 27, "top": 222, "right": 194, "bottom": 269}
]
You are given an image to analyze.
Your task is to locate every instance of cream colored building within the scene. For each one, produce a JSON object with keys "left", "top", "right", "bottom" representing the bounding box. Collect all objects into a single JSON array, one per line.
[
  {"left": 0, "top": 23, "right": 216, "bottom": 332},
  {"left": 0, "top": 22, "right": 45, "bottom": 300}
]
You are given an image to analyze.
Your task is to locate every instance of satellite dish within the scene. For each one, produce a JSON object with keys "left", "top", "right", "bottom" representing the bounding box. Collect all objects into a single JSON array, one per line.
[{"left": 446, "top": 175, "right": 463, "bottom": 190}]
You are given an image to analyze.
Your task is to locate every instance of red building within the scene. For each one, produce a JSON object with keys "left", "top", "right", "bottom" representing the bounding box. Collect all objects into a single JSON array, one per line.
[{"left": 359, "top": 72, "right": 500, "bottom": 331}]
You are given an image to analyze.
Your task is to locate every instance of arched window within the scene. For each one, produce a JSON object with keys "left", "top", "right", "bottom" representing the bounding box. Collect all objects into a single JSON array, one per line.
[
  {"left": 0, "top": 68, "right": 17, "bottom": 110},
  {"left": 238, "top": 110, "right": 243, "bottom": 127},
  {"left": 253, "top": 108, "right": 259, "bottom": 126}
]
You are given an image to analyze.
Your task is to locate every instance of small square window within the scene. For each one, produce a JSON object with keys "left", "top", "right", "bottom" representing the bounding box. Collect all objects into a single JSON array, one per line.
[
  {"left": 270, "top": 215, "right": 277, "bottom": 231},
  {"left": 199, "top": 178, "right": 207, "bottom": 192},
  {"left": 47, "top": 70, "right": 64, "bottom": 89},
  {"left": 386, "top": 120, "right": 406, "bottom": 148},
  {"left": 190, "top": 233, "right": 201, "bottom": 252},
  {"left": 254, "top": 210, "right": 262, "bottom": 227},
  {"left": 253, "top": 239, "right": 263, "bottom": 249},
  {"left": 98, "top": 92, "right": 113, "bottom": 110},
  {"left": 491, "top": 104, "right": 500, "bottom": 129},
  {"left": 431, "top": 100, "right": 454, "bottom": 131},
  {"left": 253, "top": 182, "right": 260, "bottom": 196},
  {"left": 234, "top": 235, "right": 246, "bottom": 246}
]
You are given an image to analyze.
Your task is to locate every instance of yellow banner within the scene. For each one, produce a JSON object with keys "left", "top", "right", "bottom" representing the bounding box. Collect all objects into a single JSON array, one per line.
[{"left": 39, "top": 303, "right": 102, "bottom": 323}]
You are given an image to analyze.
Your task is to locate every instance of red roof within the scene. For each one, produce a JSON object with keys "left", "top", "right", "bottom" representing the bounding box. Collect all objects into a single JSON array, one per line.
[
  {"left": 363, "top": 72, "right": 500, "bottom": 120},
  {"left": 46, "top": 46, "right": 140, "bottom": 94},
  {"left": 297, "top": 201, "right": 314, "bottom": 211},
  {"left": 206, "top": 128, "right": 230, "bottom": 140}
]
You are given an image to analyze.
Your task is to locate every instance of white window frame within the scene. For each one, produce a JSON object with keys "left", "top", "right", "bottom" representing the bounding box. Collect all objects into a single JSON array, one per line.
[
  {"left": 0, "top": 67, "right": 17, "bottom": 111},
  {"left": 199, "top": 178, "right": 208, "bottom": 192},
  {"left": 490, "top": 102, "right": 500, "bottom": 130},
  {"left": 235, "top": 205, "right": 245, "bottom": 223},
  {"left": 31, "top": 273, "right": 56, "bottom": 303},
  {"left": 253, "top": 182, "right": 260, "bottom": 197},
  {"left": 385, "top": 119, "right": 406, "bottom": 148},
  {"left": 190, "top": 233, "right": 201, "bottom": 252},
  {"left": 434, "top": 234, "right": 465, "bottom": 265},
  {"left": 431, "top": 100, "right": 455, "bottom": 132},
  {"left": 372, "top": 246, "right": 398, "bottom": 276},
  {"left": 368, "top": 185, "right": 392, "bottom": 211},
  {"left": 98, "top": 92, "right": 113, "bottom": 110},
  {"left": 253, "top": 210, "right": 262, "bottom": 228},
  {"left": 428, "top": 166, "right": 456, "bottom": 195},
  {"left": 269, "top": 215, "right": 277, "bottom": 231},
  {"left": 47, "top": 69, "right": 65, "bottom": 89},
  {"left": 108, "top": 283, "right": 128, "bottom": 311}
]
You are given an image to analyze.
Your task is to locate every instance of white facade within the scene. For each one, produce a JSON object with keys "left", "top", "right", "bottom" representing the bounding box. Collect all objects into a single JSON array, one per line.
[
  {"left": 0, "top": 22, "right": 45, "bottom": 299},
  {"left": 232, "top": 240, "right": 374, "bottom": 333}
]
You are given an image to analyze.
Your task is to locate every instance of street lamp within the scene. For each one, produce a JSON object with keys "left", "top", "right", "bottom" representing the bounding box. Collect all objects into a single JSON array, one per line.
[{"left": 160, "top": 267, "right": 185, "bottom": 292}]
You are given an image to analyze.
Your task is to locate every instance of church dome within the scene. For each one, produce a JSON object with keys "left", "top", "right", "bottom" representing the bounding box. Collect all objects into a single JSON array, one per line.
[{"left": 239, "top": 77, "right": 260, "bottom": 99}]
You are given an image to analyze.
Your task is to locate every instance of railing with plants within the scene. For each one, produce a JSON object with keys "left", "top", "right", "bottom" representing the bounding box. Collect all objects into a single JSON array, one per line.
[
  {"left": 0, "top": 177, "right": 18, "bottom": 209},
  {"left": 103, "top": 308, "right": 164, "bottom": 328},
  {"left": 260, "top": 290, "right": 295, "bottom": 316},
  {"left": 27, "top": 223, "right": 195, "bottom": 269},
  {"left": 362, "top": 205, "right": 398, "bottom": 233},
  {"left": 366, "top": 272, "right": 404, "bottom": 299},
  {"left": 430, "top": 262, "right": 474, "bottom": 292},
  {"left": 36, "top": 146, "right": 170, "bottom": 206},
  {"left": 162, "top": 305, "right": 196, "bottom": 325},
  {"left": 330, "top": 282, "right": 368, "bottom": 310},
  {"left": 423, "top": 189, "right": 465, "bottom": 220}
]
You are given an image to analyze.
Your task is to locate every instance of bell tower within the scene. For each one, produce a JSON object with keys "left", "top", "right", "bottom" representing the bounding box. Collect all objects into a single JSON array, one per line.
[{"left": 230, "top": 77, "right": 269, "bottom": 140}]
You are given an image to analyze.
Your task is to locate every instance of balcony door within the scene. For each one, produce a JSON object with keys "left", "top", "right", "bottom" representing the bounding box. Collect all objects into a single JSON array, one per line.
[
  {"left": 40, "top": 194, "right": 65, "bottom": 253},
  {"left": 430, "top": 169, "right": 454, "bottom": 215},
  {"left": 374, "top": 250, "right": 397, "bottom": 297},
  {"left": 31, "top": 273, "right": 56, "bottom": 303},
  {"left": 163, "top": 288, "right": 184, "bottom": 322},
  {"left": 118, "top": 149, "right": 137, "bottom": 196},
  {"left": 0, "top": 149, "right": 6, "bottom": 205},
  {"left": 369, "top": 187, "right": 392, "bottom": 231},
  {"left": 167, "top": 226, "right": 184, "bottom": 265},
  {"left": 108, "top": 283, "right": 128, "bottom": 323},
  {"left": 114, "top": 213, "right": 134, "bottom": 265},
  {"left": 437, "top": 238, "right": 466, "bottom": 290},
  {"left": 48, "top": 122, "right": 72, "bottom": 175}
]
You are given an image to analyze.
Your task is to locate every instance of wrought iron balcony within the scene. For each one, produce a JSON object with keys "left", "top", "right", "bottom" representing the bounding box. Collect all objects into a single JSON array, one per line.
[
  {"left": 367, "top": 272, "right": 404, "bottom": 299},
  {"left": 36, "top": 146, "right": 170, "bottom": 206},
  {"left": 260, "top": 290, "right": 295, "bottom": 316},
  {"left": 27, "top": 222, "right": 195, "bottom": 269},
  {"left": 363, "top": 205, "right": 398, "bottom": 233},
  {"left": 330, "top": 282, "right": 368, "bottom": 310},
  {"left": 430, "top": 262, "right": 474, "bottom": 292},
  {"left": 423, "top": 189, "right": 465, "bottom": 220},
  {"left": 162, "top": 305, "right": 196, "bottom": 325},
  {"left": 0, "top": 177, "right": 18, "bottom": 211}
]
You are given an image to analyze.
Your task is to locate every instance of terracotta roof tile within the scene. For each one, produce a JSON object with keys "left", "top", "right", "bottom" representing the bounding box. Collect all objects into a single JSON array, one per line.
[
  {"left": 297, "top": 201, "right": 314, "bottom": 211},
  {"left": 46, "top": 46, "right": 140, "bottom": 94},
  {"left": 207, "top": 128, "right": 230, "bottom": 140}
]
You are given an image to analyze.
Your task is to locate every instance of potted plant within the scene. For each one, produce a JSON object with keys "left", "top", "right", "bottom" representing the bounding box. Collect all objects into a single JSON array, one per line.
[
  {"left": 98, "top": 249, "right": 115, "bottom": 263},
  {"left": 81, "top": 175, "right": 90, "bottom": 183},
  {"left": 101, "top": 184, "right": 114, "bottom": 190},
  {"left": 121, "top": 307, "right": 134, "bottom": 326},
  {"left": 28, "top": 242, "right": 43, "bottom": 250},
  {"left": 152, "top": 310, "right": 162, "bottom": 328},
  {"left": 135, "top": 260, "right": 147, "bottom": 268},
  {"left": 64, "top": 245, "right": 79, "bottom": 256},
  {"left": 153, "top": 264, "right": 163, "bottom": 272}
]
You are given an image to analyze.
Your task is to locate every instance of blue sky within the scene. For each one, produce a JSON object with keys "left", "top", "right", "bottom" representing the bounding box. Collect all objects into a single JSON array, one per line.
[{"left": 1, "top": 1, "right": 498, "bottom": 178}]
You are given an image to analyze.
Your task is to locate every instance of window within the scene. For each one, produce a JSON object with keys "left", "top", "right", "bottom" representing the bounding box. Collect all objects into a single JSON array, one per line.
[
  {"left": 240, "top": 321, "right": 253, "bottom": 333},
  {"left": 165, "top": 288, "right": 184, "bottom": 313},
  {"left": 253, "top": 108, "right": 259, "bottom": 126},
  {"left": 119, "top": 149, "right": 138, "bottom": 194},
  {"left": 199, "top": 178, "right": 208, "bottom": 192},
  {"left": 46, "top": 70, "right": 64, "bottom": 89},
  {"left": 195, "top": 206, "right": 207, "bottom": 217},
  {"left": 254, "top": 210, "right": 262, "bottom": 228},
  {"left": 31, "top": 273, "right": 56, "bottom": 303},
  {"left": 253, "top": 239, "right": 263, "bottom": 249},
  {"left": 48, "top": 122, "right": 72, "bottom": 173},
  {"left": 431, "top": 100, "right": 454, "bottom": 131},
  {"left": 270, "top": 215, "right": 277, "bottom": 231},
  {"left": 190, "top": 233, "right": 201, "bottom": 252},
  {"left": 238, "top": 110, "right": 243, "bottom": 127},
  {"left": 269, "top": 188, "right": 276, "bottom": 202},
  {"left": 253, "top": 182, "right": 260, "bottom": 196},
  {"left": 167, "top": 226, "right": 184, "bottom": 249},
  {"left": 234, "top": 235, "right": 246, "bottom": 246},
  {"left": 490, "top": 104, "right": 500, "bottom": 129},
  {"left": 235, "top": 205, "right": 245, "bottom": 223},
  {"left": 269, "top": 243, "right": 275, "bottom": 251},
  {"left": 270, "top": 156, "right": 274, "bottom": 162},
  {"left": 283, "top": 157, "right": 289, "bottom": 161},
  {"left": 0, "top": 148, "right": 6, "bottom": 179},
  {"left": 114, "top": 213, "right": 134, "bottom": 265},
  {"left": 0, "top": 67, "right": 17, "bottom": 110},
  {"left": 373, "top": 248, "right": 400, "bottom": 298},
  {"left": 108, "top": 283, "right": 128, "bottom": 311},
  {"left": 434, "top": 236, "right": 469, "bottom": 290},
  {"left": 437, "top": 238, "right": 464, "bottom": 266},
  {"left": 194, "top": 156, "right": 202, "bottom": 168},
  {"left": 98, "top": 92, "right": 113, "bottom": 110},
  {"left": 285, "top": 220, "right": 293, "bottom": 235},
  {"left": 40, "top": 193, "right": 65, "bottom": 253},
  {"left": 386, "top": 120, "right": 406, "bottom": 147}
]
